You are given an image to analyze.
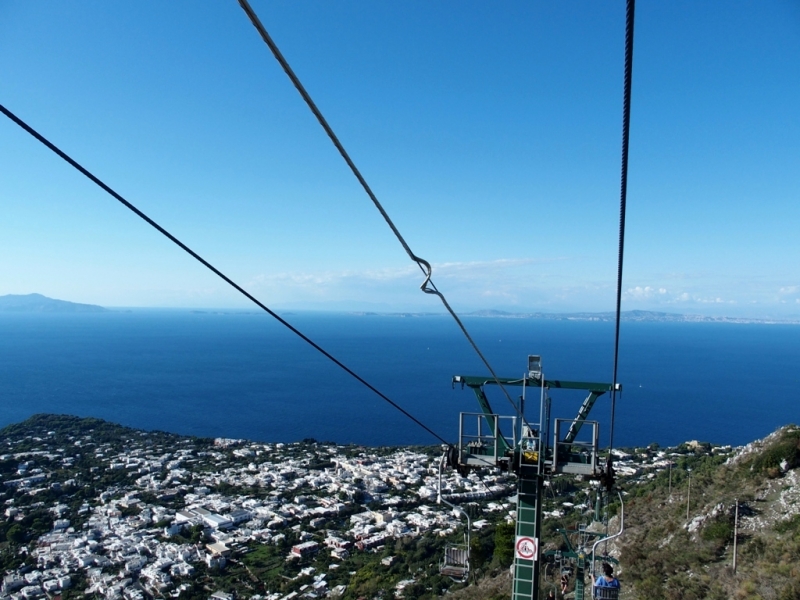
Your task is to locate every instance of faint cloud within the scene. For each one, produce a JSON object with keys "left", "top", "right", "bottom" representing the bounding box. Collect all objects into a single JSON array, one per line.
[
  {"left": 623, "top": 286, "right": 738, "bottom": 307},
  {"left": 672, "top": 293, "right": 733, "bottom": 305},
  {"left": 776, "top": 285, "right": 800, "bottom": 305},
  {"left": 435, "top": 257, "right": 564, "bottom": 274},
  {"left": 244, "top": 266, "right": 787, "bottom": 317},
  {"left": 624, "top": 286, "right": 668, "bottom": 299},
  {"left": 249, "top": 257, "right": 562, "bottom": 290},
  {"left": 244, "top": 256, "right": 587, "bottom": 310},
  {"left": 479, "top": 289, "right": 520, "bottom": 301},
  {"left": 249, "top": 266, "right": 416, "bottom": 288}
]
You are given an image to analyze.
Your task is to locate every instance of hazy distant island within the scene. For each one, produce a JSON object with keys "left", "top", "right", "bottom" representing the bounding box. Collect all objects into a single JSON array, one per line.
[{"left": 0, "top": 293, "right": 106, "bottom": 313}]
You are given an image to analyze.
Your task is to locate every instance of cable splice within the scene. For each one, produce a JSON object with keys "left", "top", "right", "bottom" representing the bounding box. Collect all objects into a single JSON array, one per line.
[
  {"left": 237, "top": 0, "right": 527, "bottom": 426},
  {"left": 0, "top": 102, "right": 451, "bottom": 447}
]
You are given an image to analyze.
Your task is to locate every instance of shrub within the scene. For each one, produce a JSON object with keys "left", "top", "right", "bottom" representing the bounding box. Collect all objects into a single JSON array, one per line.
[
  {"left": 751, "top": 429, "right": 800, "bottom": 475},
  {"left": 778, "top": 579, "right": 800, "bottom": 600},
  {"left": 701, "top": 519, "right": 732, "bottom": 543},
  {"left": 775, "top": 515, "right": 800, "bottom": 535}
]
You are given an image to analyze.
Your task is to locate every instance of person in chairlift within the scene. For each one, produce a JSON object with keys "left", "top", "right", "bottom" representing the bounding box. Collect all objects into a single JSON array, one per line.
[{"left": 591, "top": 562, "right": 620, "bottom": 597}]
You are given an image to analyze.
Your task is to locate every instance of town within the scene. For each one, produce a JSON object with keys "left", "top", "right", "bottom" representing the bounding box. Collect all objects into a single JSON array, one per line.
[{"left": 0, "top": 415, "right": 732, "bottom": 600}]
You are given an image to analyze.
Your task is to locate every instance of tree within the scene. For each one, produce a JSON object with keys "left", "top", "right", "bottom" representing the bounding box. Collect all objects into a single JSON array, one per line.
[
  {"left": 493, "top": 521, "right": 515, "bottom": 568},
  {"left": 470, "top": 530, "right": 495, "bottom": 569},
  {"left": 7, "top": 524, "right": 25, "bottom": 544},
  {"left": 189, "top": 524, "right": 205, "bottom": 543}
]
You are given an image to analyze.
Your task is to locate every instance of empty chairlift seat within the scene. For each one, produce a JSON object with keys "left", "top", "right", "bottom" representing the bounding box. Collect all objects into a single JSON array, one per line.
[{"left": 440, "top": 546, "right": 469, "bottom": 580}]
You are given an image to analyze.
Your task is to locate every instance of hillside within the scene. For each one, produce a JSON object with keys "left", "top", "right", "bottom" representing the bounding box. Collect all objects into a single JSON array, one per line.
[
  {"left": 1, "top": 415, "right": 798, "bottom": 599},
  {"left": 616, "top": 425, "right": 800, "bottom": 600},
  {"left": 0, "top": 293, "right": 106, "bottom": 313},
  {"left": 445, "top": 426, "right": 800, "bottom": 600}
]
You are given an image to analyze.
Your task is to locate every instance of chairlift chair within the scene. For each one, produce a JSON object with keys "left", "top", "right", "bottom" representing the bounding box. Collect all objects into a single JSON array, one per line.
[
  {"left": 440, "top": 545, "right": 470, "bottom": 582},
  {"left": 591, "top": 585, "right": 620, "bottom": 600},
  {"left": 587, "top": 492, "right": 625, "bottom": 600},
  {"left": 437, "top": 449, "right": 471, "bottom": 582}
]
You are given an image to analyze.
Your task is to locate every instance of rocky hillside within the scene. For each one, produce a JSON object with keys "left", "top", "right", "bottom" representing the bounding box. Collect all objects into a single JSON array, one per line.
[
  {"left": 446, "top": 425, "right": 800, "bottom": 600},
  {"left": 618, "top": 425, "right": 800, "bottom": 600}
]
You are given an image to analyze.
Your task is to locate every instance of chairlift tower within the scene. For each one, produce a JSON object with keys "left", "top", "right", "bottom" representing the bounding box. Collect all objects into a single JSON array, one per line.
[{"left": 450, "top": 355, "right": 620, "bottom": 600}]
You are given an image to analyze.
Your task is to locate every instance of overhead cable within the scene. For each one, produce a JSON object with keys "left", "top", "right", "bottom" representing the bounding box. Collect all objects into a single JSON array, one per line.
[
  {"left": 236, "top": 0, "right": 527, "bottom": 424},
  {"left": 609, "top": 0, "right": 636, "bottom": 453},
  {"left": 0, "top": 102, "right": 450, "bottom": 447}
]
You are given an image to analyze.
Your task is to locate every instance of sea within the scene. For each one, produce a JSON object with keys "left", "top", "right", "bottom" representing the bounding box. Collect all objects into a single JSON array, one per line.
[{"left": 0, "top": 311, "right": 797, "bottom": 449}]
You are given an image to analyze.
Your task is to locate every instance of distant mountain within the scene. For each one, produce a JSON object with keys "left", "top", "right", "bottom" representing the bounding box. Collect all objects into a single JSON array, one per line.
[{"left": 0, "top": 293, "right": 106, "bottom": 313}]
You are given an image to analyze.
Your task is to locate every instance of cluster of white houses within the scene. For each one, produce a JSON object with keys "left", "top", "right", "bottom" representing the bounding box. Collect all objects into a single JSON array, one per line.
[
  {"left": 1, "top": 435, "right": 516, "bottom": 600},
  {"left": 2, "top": 427, "right": 713, "bottom": 600}
]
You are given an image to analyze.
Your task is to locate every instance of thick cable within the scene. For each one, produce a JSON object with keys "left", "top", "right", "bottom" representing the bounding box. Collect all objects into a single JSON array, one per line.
[
  {"left": 609, "top": 0, "right": 636, "bottom": 453},
  {"left": 236, "top": 0, "right": 527, "bottom": 425},
  {"left": 0, "top": 103, "right": 450, "bottom": 447}
]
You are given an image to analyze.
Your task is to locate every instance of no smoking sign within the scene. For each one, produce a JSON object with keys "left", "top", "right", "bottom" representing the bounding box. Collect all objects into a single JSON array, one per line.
[{"left": 514, "top": 536, "right": 539, "bottom": 561}]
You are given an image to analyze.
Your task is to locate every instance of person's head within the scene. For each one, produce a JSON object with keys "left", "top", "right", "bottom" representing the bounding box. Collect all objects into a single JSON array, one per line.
[{"left": 602, "top": 563, "right": 614, "bottom": 577}]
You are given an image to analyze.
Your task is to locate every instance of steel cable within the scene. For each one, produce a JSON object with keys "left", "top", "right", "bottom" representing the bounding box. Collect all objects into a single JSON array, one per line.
[
  {"left": 237, "top": 0, "right": 528, "bottom": 425},
  {"left": 0, "top": 102, "right": 450, "bottom": 447},
  {"left": 609, "top": 0, "right": 636, "bottom": 454}
]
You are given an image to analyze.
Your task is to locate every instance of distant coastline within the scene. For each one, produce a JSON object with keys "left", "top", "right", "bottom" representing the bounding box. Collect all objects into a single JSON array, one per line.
[
  {"left": 2, "top": 293, "right": 797, "bottom": 325},
  {"left": 352, "top": 309, "right": 800, "bottom": 325}
]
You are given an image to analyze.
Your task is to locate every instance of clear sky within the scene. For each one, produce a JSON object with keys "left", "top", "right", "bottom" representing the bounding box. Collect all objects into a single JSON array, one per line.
[{"left": 1, "top": 1, "right": 799, "bottom": 317}]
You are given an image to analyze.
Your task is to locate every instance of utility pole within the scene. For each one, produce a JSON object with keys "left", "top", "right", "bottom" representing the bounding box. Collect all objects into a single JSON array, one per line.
[
  {"left": 686, "top": 475, "right": 691, "bottom": 521},
  {"left": 668, "top": 461, "right": 672, "bottom": 499},
  {"left": 732, "top": 498, "right": 739, "bottom": 573}
]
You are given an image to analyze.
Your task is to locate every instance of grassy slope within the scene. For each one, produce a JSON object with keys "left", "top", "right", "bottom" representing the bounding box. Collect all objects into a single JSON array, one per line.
[
  {"left": 619, "top": 425, "right": 800, "bottom": 600},
  {"left": 445, "top": 426, "right": 800, "bottom": 600}
]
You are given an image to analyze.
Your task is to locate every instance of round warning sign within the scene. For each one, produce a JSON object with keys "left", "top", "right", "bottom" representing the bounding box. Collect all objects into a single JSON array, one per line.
[{"left": 515, "top": 536, "right": 538, "bottom": 560}]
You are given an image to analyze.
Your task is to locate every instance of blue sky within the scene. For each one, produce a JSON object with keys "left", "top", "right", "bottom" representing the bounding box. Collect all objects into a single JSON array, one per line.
[{"left": 1, "top": 1, "right": 799, "bottom": 317}]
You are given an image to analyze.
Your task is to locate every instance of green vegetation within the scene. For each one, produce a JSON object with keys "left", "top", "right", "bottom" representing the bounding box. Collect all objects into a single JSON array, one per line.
[
  {"left": 751, "top": 427, "right": 800, "bottom": 477},
  {"left": 493, "top": 521, "right": 515, "bottom": 569},
  {"left": 774, "top": 514, "right": 800, "bottom": 535},
  {"left": 3, "top": 414, "right": 799, "bottom": 600},
  {"left": 617, "top": 426, "right": 800, "bottom": 599}
]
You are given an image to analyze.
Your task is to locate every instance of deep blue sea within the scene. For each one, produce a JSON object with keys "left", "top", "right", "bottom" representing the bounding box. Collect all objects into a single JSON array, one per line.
[{"left": 0, "top": 311, "right": 797, "bottom": 448}]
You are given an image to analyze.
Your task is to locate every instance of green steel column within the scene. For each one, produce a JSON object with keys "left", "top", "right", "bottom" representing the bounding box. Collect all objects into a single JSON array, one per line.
[
  {"left": 512, "top": 465, "right": 542, "bottom": 600},
  {"left": 575, "top": 553, "right": 586, "bottom": 600}
]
